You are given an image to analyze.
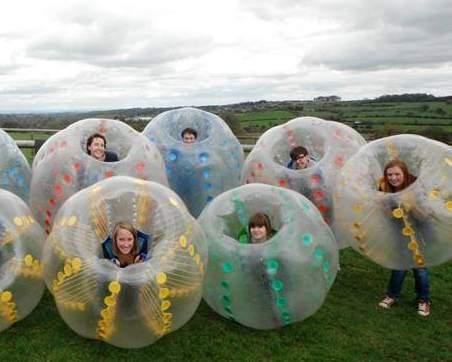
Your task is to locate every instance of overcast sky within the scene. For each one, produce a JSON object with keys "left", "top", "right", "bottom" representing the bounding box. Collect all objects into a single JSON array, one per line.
[{"left": 1, "top": 0, "right": 451, "bottom": 112}]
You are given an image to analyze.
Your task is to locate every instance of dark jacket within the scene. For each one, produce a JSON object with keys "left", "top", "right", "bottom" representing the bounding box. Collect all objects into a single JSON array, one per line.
[{"left": 104, "top": 150, "right": 119, "bottom": 162}]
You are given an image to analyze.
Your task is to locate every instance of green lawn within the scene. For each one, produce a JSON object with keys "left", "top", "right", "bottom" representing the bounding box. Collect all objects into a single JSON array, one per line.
[
  {"left": 236, "top": 101, "right": 451, "bottom": 144},
  {"left": 5, "top": 99, "right": 452, "bottom": 144},
  {"left": 7, "top": 131, "right": 51, "bottom": 164},
  {"left": 238, "top": 110, "right": 297, "bottom": 122},
  {"left": 1, "top": 249, "right": 451, "bottom": 361}
]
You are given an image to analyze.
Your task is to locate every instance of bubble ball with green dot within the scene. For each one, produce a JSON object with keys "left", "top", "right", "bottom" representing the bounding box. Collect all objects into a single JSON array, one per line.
[{"left": 198, "top": 183, "right": 339, "bottom": 330}]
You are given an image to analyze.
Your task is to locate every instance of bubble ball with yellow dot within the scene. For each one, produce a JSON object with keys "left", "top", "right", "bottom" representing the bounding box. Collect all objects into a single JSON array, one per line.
[
  {"left": 42, "top": 176, "right": 207, "bottom": 348},
  {"left": 31, "top": 118, "right": 168, "bottom": 233},
  {"left": 333, "top": 134, "right": 452, "bottom": 269},
  {"left": 0, "top": 129, "right": 31, "bottom": 202},
  {"left": 0, "top": 189, "right": 46, "bottom": 332},
  {"left": 198, "top": 183, "right": 339, "bottom": 330},
  {"left": 241, "top": 117, "right": 366, "bottom": 227},
  {"left": 143, "top": 107, "right": 244, "bottom": 217}
]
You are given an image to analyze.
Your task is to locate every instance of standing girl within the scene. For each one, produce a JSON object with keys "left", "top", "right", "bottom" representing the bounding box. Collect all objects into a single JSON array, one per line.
[{"left": 378, "top": 159, "right": 431, "bottom": 317}]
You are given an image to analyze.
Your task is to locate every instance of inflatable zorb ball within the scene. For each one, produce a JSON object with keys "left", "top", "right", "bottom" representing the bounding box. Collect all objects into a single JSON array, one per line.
[
  {"left": 0, "top": 129, "right": 31, "bottom": 202},
  {"left": 31, "top": 118, "right": 168, "bottom": 233},
  {"left": 333, "top": 135, "right": 452, "bottom": 269},
  {"left": 198, "top": 184, "right": 338, "bottom": 330},
  {"left": 0, "top": 189, "right": 45, "bottom": 332},
  {"left": 143, "top": 107, "right": 244, "bottom": 217},
  {"left": 43, "top": 176, "right": 207, "bottom": 348},
  {"left": 241, "top": 117, "right": 366, "bottom": 225}
]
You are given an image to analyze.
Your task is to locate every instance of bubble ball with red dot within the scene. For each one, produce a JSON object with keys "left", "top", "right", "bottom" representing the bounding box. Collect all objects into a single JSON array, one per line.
[
  {"left": 143, "top": 107, "right": 244, "bottom": 217},
  {"left": 333, "top": 134, "right": 452, "bottom": 269},
  {"left": 198, "top": 183, "right": 339, "bottom": 330},
  {"left": 30, "top": 118, "right": 168, "bottom": 233},
  {"left": 0, "top": 189, "right": 46, "bottom": 332},
  {"left": 0, "top": 129, "right": 31, "bottom": 202},
  {"left": 241, "top": 117, "right": 366, "bottom": 228}
]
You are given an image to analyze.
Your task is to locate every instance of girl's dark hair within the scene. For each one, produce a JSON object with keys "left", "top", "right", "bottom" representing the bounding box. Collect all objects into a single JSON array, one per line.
[
  {"left": 248, "top": 213, "right": 272, "bottom": 235},
  {"left": 290, "top": 146, "right": 308, "bottom": 161},
  {"left": 379, "top": 159, "right": 417, "bottom": 193},
  {"left": 86, "top": 133, "right": 107, "bottom": 154},
  {"left": 181, "top": 128, "right": 198, "bottom": 139}
]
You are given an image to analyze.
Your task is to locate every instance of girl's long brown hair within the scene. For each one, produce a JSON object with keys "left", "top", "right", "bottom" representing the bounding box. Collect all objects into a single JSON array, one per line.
[
  {"left": 379, "top": 159, "right": 417, "bottom": 193},
  {"left": 248, "top": 213, "right": 272, "bottom": 238},
  {"left": 112, "top": 222, "right": 139, "bottom": 267}
]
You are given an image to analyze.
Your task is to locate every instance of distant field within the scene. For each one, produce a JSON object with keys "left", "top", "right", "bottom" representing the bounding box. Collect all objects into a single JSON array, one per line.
[
  {"left": 238, "top": 100, "right": 452, "bottom": 126},
  {"left": 239, "top": 110, "right": 297, "bottom": 122},
  {"left": 236, "top": 100, "right": 452, "bottom": 144},
  {"left": 5, "top": 100, "right": 452, "bottom": 158}
]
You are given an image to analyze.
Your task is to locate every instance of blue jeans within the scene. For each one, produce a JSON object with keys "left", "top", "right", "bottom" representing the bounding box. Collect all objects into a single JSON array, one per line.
[{"left": 386, "top": 268, "right": 430, "bottom": 302}]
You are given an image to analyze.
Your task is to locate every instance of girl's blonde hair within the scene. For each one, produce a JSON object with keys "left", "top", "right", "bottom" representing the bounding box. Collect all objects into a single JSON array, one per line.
[{"left": 112, "top": 222, "right": 139, "bottom": 267}]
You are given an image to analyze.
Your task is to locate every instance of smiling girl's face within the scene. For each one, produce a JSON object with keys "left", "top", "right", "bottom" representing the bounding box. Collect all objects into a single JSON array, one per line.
[
  {"left": 386, "top": 166, "right": 405, "bottom": 190},
  {"left": 115, "top": 228, "right": 135, "bottom": 255},
  {"left": 250, "top": 224, "right": 268, "bottom": 243},
  {"left": 87, "top": 137, "right": 106, "bottom": 161}
]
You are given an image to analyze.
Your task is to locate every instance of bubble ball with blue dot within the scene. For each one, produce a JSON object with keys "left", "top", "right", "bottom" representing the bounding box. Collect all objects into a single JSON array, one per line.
[
  {"left": 0, "top": 129, "right": 31, "bottom": 202},
  {"left": 143, "top": 107, "right": 244, "bottom": 217},
  {"left": 0, "top": 189, "right": 46, "bottom": 332},
  {"left": 333, "top": 134, "right": 452, "bottom": 269},
  {"left": 198, "top": 183, "right": 338, "bottom": 330},
  {"left": 42, "top": 176, "right": 207, "bottom": 348},
  {"left": 241, "top": 117, "right": 366, "bottom": 226},
  {"left": 30, "top": 118, "right": 168, "bottom": 233}
]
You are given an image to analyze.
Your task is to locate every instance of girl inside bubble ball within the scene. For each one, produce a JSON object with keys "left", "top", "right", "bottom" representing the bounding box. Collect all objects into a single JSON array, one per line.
[
  {"left": 111, "top": 222, "right": 145, "bottom": 268},
  {"left": 377, "top": 159, "right": 431, "bottom": 317},
  {"left": 238, "top": 213, "right": 276, "bottom": 244}
]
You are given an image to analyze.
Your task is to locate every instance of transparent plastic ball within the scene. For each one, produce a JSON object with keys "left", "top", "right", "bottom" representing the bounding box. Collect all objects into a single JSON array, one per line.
[
  {"left": 43, "top": 176, "right": 207, "bottom": 348},
  {"left": 241, "top": 117, "right": 366, "bottom": 226},
  {"left": 0, "top": 129, "right": 31, "bottom": 202},
  {"left": 143, "top": 107, "right": 244, "bottom": 217},
  {"left": 333, "top": 135, "right": 452, "bottom": 269},
  {"left": 0, "top": 189, "right": 45, "bottom": 332},
  {"left": 198, "top": 183, "right": 338, "bottom": 330},
  {"left": 31, "top": 118, "right": 168, "bottom": 233}
]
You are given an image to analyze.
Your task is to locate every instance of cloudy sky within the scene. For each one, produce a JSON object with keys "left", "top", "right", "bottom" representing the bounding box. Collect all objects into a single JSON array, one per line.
[{"left": 1, "top": 0, "right": 451, "bottom": 112}]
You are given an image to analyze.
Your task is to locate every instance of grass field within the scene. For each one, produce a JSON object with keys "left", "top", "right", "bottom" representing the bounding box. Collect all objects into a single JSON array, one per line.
[
  {"left": 6, "top": 99, "right": 452, "bottom": 147},
  {"left": 7, "top": 131, "right": 51, "bottom": 163},
  {"left": 1, "top": 249, "right": 451, "bottom": 361},
  {"left": 237, "top": 101, "right": 452, "bottom": 137}
]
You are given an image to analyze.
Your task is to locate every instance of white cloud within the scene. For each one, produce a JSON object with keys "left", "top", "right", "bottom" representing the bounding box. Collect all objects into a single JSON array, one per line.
[{"left": 0, "top": 0, "right": 451, "bottom": 112}]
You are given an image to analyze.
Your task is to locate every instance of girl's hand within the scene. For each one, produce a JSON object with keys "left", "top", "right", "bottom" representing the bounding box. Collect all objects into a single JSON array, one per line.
[{"left": 135, "top": 255, "right": 143, "bottom": 263}]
